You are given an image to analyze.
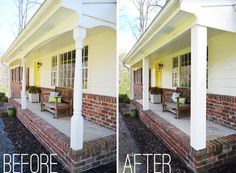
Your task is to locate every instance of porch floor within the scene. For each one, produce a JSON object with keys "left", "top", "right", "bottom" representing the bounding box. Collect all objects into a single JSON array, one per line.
[
  {"left": 137, "top": 100, "right": 236, "bottom": 140},
  {"left": 14, "top": 98, "right": 115, "bottom": 141}
]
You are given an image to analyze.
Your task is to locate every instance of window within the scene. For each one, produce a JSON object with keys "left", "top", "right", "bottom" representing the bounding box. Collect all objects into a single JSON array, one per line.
[
  {"left": 172, "top": 57, "right": 178, "bottom": 87},
  {"left": 82, "top": 46, "right": 88, "bottom": 89},
  {"left": 11, "top": 68, "right": 18, "bottom": 82},
  {"left": 180, "top": 53, "right": 191, "bottom": 87},
  {"left": 51, "top": 56, "right": 57, "bottom": 86},
  {"left": 59, "top": 50, "right": 76, "bottom": 88}
]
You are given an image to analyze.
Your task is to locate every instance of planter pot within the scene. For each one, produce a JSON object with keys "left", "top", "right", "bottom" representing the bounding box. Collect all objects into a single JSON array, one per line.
[
  {"left": 129, "top": 108, "right": 138, "bottom": 118},
  {"left": 28, "top": 93, "right": 39, "bottom": 103},
  {"left": 150, "top": 94, "right": 161, "bottom": 104},
  {"left": 7, "top": 108, "right": 15, "bottom": 117}
]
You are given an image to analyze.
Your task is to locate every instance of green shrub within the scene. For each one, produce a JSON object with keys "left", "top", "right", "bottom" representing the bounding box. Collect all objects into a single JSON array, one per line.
[
  {"left": 149, "top": 87, "right": 163, "bottom": 95},
  {"left": 0, "top": 92, "right": 8, "bottom": 103},
  {"left": 27, "top": 86, "right": 40, "bottom": 94},
  {"left": 119, "top": 94, "right": 130, "bottom": 104}
]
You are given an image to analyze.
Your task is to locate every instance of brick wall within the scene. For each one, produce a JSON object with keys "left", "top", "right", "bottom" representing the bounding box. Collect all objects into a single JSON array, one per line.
[
  {"left": 131, "top": 100, "right": 236, "bottom": 172},
  {"left": 162, "top": 88, "right": 236, "bottom": 130},
  {"left": 11, "top": 82, "right": 22, "bottom": 97},
  {"left": 10, "top": 99, "right": 116, "bottom": 172},
  {"left": 82, "top": 93, "right": 116, "bottom": 131},
  {"left": 10, "top": 66, "right": 29, "bottom": 98},
  {"left": 40, "top": 87, "right": 55, "bottom": 102},
  {"left": 39, "top": 87, "right": 117, "bottom": 130},
  {"left": 207, "top": 94, "right": 236, "bottom": 130}
]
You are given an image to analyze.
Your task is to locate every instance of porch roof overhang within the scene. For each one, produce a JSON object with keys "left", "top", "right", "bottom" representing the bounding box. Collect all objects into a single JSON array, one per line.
[
  {"left": 0, "top": 0, "right": 116, "bottom": 66},
  {"left": 123, "top": 0, "right": 236, "bottom": 67}
]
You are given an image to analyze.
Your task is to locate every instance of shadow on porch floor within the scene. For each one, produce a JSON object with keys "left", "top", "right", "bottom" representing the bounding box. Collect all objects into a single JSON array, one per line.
[
  {"left": 14, "top": 98, "right": 115, "bottom": 141},
  {"left": 136, "top": 99, "right": 236, "bottom": 140}
]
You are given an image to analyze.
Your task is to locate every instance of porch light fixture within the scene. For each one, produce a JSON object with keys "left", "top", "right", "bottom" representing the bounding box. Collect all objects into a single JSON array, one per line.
[
  {"left": 37, "top": 62, "right": 42, "bottom": 68},
  {"left": 159, "top": 63, "right": 163, "bottom": 69}
]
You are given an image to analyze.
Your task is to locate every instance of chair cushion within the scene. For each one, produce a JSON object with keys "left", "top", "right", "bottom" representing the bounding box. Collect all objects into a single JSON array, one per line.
[
  {"left": 179, "top": 98, "right": 186, "bottom": 104},
  {"left": 48, "top": 96, "right": 61, "bottom": 103}
]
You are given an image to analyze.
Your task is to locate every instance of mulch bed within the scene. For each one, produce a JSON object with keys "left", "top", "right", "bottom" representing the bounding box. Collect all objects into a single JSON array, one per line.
[
  {"left": 121, "top": 104, "right": 236, "bottom": 173},
  {"left": 0, "top": 114, "right": 116, "bottom": 173}
]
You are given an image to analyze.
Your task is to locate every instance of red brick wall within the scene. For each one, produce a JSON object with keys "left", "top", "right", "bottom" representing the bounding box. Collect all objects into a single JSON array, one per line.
[
  {"left": 132, "top": 100, "right": 236, "bottom": 172},
  {"left": 10, "top": 99, "right": 116, "bottom": 172},
  {"left": 39, "top": 87, "right": 117, "bottom": 130},
  {"left": 161, "top": 88, "right": 236, "bottom": 130},
  {"left": 11, "top": 82, "right": 22, "bottom": 98},
  {"left": 207, "top": 94, "right": 236, "bottom": 130},
  {"left": 10, "top": 66, "right": 29, "bottom": 98},
  {"left": 82, "top": 93, "right": 117, "bottom": 131}
]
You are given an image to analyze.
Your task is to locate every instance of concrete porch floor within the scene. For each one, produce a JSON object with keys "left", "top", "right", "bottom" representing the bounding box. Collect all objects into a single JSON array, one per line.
[
  {"left": 137, "top": 100, "right": 236, "bottom": 140},
  {"left": 14, "top": 98, "right": 115, "bottom": 141}
]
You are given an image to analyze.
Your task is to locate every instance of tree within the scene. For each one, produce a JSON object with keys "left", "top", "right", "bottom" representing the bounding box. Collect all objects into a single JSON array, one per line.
[
  {"left": 13, "top": 0, "right": 42, "bottom": 34},
  {"left": 130, "top": 0, "right": 166, "bottom": 39}
]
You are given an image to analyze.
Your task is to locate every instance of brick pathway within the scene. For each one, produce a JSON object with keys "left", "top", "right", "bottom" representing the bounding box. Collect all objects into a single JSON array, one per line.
[{"left": 119, "top": 113, "right": 145, "bottom": 173}]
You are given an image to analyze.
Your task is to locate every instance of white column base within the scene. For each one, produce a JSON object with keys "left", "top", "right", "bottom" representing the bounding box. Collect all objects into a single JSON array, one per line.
[{"left": 70, "top": 114, "right": 84, "bottom": 150}]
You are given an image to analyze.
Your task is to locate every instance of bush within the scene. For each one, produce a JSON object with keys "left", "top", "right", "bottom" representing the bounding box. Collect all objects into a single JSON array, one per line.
[
  {"left": 149, "top": 87, "right": 163, "bottom": 95},
  {"left": 27, "top": 86, "right": 40, "bottom": 94},
  {"left": 119, "top": 94, "right": 130, "bottom": 104},
  {"left": 0, "top": 92, "right": 8, "bottom": 103}
]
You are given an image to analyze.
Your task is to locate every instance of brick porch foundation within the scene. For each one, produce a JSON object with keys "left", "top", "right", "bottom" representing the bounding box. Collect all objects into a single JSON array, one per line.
[
  {"left": 10, "top": 99, "right": 116, "bottom": 172},
  {"left": 131, "top": 100, "right": 236, "bottom": 172}
]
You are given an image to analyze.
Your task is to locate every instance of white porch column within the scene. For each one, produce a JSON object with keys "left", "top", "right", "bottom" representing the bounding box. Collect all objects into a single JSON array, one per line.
[
  {"left": 130, "top": 69, "right": 134, "bottom": 100},
  {"left": 8, "top": 67, "right": 12, "bottom": 99},
  {"left": 21, "top": 58, "right": 27, "bottom": 109},
  {"left": 142, "top": 58, "right": 149, "bottom": 110},
  {"left": 70, "top": 26, "right": 86, "bottom": 150},
  {"left": 151, "top": 68, "right": 156, "bottom": 87},
  {"left": 190, "top": 25, "right": 207, "bottom": 150}
]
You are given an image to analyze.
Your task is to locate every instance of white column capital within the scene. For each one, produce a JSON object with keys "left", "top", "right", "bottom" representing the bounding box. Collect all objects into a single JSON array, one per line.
[{"left": 73, "top": 26, "right": 86, "bottom": 49}]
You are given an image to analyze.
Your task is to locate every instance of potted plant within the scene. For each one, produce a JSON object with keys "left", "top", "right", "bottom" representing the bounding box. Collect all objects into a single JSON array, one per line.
[
  {"left": 150, "top": 87, "right": 162, "bottom": 104},
  {"left": 28, "top": 86, "right": 40, "bottom": 103},
  {"left": 129, "top": 106, "right": 138, "bottom": 118},
  {"left": 7, "top": 106, "right": 15, "bottom": 117}
]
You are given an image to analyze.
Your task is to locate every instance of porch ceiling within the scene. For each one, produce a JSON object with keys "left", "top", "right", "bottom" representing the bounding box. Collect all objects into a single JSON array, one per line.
[
  {"left": 1, "top": 6, "right": 77, "bottom": 65},
  {"left": 148, "top": 28, "right": 223, "bottom": 62}
]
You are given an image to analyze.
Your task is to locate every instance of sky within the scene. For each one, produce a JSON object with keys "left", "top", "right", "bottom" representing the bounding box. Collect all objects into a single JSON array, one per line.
[
  {"left": 118, "top": 0, "right": 166, "bottom": 53},
  {"left": 0, "top": 0, "right": 43, "bottom": 57}
]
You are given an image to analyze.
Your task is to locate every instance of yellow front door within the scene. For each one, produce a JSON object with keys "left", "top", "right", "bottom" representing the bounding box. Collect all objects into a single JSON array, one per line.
[{"left": 34, "top": 62, "right": 40, "bottom": 86}]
